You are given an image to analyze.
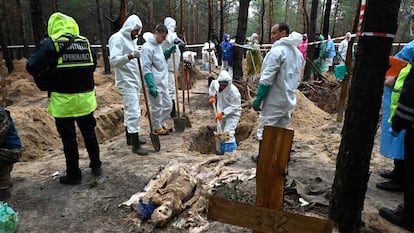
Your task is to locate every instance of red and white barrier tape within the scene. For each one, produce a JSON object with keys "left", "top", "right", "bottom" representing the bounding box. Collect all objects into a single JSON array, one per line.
[
  {"left": 357, "top": 32, "right": 395, "bottom": 39},
  {"left": 357, "top": 0, "right": 366, "bottom": 34}
]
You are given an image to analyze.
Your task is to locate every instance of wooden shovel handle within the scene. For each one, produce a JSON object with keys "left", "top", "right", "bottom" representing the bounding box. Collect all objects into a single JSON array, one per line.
[
  {"left": 172, "top": 52, "right": 181, "bottom": 116},
  {"left": 137, "top": 57, "right": 154, "bottom": 132},
  {"left": 212, "top": 103, "right": 222, "bottom": 133}
]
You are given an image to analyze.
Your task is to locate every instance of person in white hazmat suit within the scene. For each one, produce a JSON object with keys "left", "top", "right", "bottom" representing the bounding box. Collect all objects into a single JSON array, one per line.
[
  {"left": 108, "top": 14, "right": 148, "bottom": 155},
  {"left": 338, "top": 32, "right": 351, "bottom": 64},
  {"left": 202, "top": 42, "right": 218, "bottom": 70},
  {"left": 161, "top": 17, "right": 185, "bottom": 118},
  {"left": 141, "top": 24, "right": 176, "bottom": 136},
  {"left": 251, "top": 23, "right": 303, "bottom": 162},
  {"left": 208, "top": 70, "right": 242, "bottom": 155}
]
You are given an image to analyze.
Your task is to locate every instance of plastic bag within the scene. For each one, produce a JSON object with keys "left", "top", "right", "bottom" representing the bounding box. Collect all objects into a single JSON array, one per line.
[{"left": 0, "top": 202, "right": 18, "bottom": 233}]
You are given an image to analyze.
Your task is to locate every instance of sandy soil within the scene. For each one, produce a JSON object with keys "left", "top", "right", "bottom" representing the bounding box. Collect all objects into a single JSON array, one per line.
[{"left": 0, "top": 58, "right": 409, "bottom": 233}]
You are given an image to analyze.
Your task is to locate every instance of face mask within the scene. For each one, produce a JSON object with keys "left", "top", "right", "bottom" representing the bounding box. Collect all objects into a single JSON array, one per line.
[{"left": 218, "top": 82, "right": 228, "bottom": 92}]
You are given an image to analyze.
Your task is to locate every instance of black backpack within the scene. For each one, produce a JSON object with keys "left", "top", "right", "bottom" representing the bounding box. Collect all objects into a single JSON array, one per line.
[{"left": 30, "top": 35, "right": 75, "bottom": 91}]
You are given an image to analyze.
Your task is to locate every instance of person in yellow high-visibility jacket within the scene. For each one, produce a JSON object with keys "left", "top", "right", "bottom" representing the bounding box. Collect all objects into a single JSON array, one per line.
[
  {"left": 379, "top": 62, "right": 414, "bottom": 232},
  {"left": 26, "top": 12, "right": 102, "bottom": 185}
]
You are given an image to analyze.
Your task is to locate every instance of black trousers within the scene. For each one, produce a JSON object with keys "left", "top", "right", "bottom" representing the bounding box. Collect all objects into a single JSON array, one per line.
[
  {"left": 0, "top": 148, "right": 21, "bottom": 188},
  {"left": 404, "top": 127, "right": 414, "bottom": 218},
  {"left": 55, "top": 113, "right": 101, "bottom": 177}
]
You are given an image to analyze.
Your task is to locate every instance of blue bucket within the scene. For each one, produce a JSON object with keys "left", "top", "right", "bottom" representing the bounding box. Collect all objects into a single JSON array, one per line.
[{"left": 219, "top": 141, "right": 237, "bottom": 155}]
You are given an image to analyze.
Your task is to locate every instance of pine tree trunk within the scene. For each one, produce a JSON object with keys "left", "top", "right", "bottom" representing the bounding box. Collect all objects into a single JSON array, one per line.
[
  {"left": 167, "top": 0, "right": 171, "bottom": 16},
  {"left": 319, "top": 0, "right": 326, "bottom": 32},
  {"left": 95, "top": 0, "right": 111, "bottom": 74},
  {"left": 0, "top": 23, "right": 13, "bottom": 74},
  {"left": 220, "top": 0, "right": 224, "bottom": 42},
  {"left": 149, "top": 0, "right": 153, "bottom": 27},
  {"left": 180, "top": 0, "right": 183, "bottom": 35},
  {"left": 266, "top": 0, "right": 273, "bottom": 43},
  {"left": 1, "top": 0, "right": 13, "bottom": 73},
  {"left": 295, "top": 0, "right": 302, "bottom": 31},
  {"left": 284, "top": 0, "right": 289, "bottom": 22},
  {"left": 336, "top": 2, "right": 360, "bottom": 123},
  {"left": 259, "top": 0, "right": 265, "bottom": 44},
  {"left": 322, "top": 0, "right": 332, "bottom": 39},
  {"left": 233, "top": 0, "right": 250, "bottom": 79},
  {"left": 331, "top": 0, "right": 340, "bottom": 36},
  {"left": 29, "top": 0, "right": 45, "bottom": 44},
  {"left": 302, "top": 0, "right": 308, "bottom": 32},
  {"left": 16, "top": 0, "right": 28, "bottom": 57},
  {"left": 329, "top": 1, "right": 401, "bottom": 232},
  {"left": 303, "top": 0, "right": 318, "bottom": 81}
]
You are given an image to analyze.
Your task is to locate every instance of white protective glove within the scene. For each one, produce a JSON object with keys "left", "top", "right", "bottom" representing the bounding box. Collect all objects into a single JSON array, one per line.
[{"left": 132, "top": 50, "right": 140, "bottom": 58}]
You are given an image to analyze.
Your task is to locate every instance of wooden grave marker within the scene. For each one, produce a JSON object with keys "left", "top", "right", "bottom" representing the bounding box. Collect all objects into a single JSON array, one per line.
[{"left": 208, "top": 126, "right": 334, "bottom": 233}]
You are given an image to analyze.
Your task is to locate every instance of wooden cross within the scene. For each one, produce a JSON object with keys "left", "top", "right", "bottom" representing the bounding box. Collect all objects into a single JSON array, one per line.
[{"left": 208, "top": 126, "right": 334, "bottom": 233}]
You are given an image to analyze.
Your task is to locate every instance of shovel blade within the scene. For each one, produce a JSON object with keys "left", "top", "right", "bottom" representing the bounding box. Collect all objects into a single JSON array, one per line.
[
  {"left": 174, "top": 117, "right": 186, "bottom": 132},
  {"left": 150, "top": 133, "right": 160, "bottom": 152}
]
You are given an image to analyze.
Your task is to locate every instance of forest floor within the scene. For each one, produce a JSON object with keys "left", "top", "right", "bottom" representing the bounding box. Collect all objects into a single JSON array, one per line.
[{"left": 0, "top": 58, "right": 410, "bottom": 233}]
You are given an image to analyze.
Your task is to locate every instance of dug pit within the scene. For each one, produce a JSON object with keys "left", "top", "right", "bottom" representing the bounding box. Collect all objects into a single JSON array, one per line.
[{"left": 188, "top": 118, "right": 255, "bottom": 154}]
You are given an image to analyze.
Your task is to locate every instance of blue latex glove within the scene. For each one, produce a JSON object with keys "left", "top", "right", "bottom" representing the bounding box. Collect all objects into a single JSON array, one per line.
[
  {"left": 144, "top": 73, "right": 158, "bottom": 97},
  {"left": 252, "top": 84, "right": 271, "bottom": 111},
  {"left": 164, "top": 45, "right": 177, "bottom": 59},
  {"left": 137, "top": 199, "right": 155, "bottom": 220},
  {"left": 389, "top": 126, "right": 400, "bottom": 137}
]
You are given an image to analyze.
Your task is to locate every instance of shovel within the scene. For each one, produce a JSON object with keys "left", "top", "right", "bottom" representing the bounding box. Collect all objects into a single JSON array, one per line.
[
  {"left": 172, "top": 53, "right": 186, "bottom": 132},
  {"left": 182, "top": 62, "right": 192, "bottom": 128},
  {"left": 184, "top": 63, "right": 193, "bottom": 114},
  {"left": 211, "top": 103, "right": 222, "bottom": 133},
  {"left": 137, "top": 57, "right": 160, "bottom": 152},
  {"left": 211, "top": 102, "right": 222, "bottom": 154}
]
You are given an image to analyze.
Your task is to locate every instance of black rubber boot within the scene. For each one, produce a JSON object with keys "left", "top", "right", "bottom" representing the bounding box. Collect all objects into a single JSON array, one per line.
[
  {"left": 126, "top": 128, "right": 146, "bottom": 145},
  {"left": 59, "top": 170, "right": 82, "bottom": 185},
  {"left": 379, "top": 205, "right": 414, "bottom": 231},
  {"left": 380, "top": 159, "right": 404, "bottom": 180},
  {"left": 0, "top": 188, "right": 11, "bottom": 201},
  {"left": 170, "top": 100, "right": 177, "bottom": 118},
  {"left": 376, "top": 180, "right": 403, "bottom": 192},
  {"left": 126, "top": 127, "right": 131, "bottom": 146},
  {"left": 59, "top": 175, "right": 82, "bottom": 185},
  {"left": 131, "top": 133, "right": 148, "bottom": 155},
  {"left": 0, "top": 163, "right": 12, "bottom": 192}
]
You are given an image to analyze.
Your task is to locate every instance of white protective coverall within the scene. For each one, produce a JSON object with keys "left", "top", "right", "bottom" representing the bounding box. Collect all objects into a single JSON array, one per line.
[
  {"left": 209, "top": 70, "right": 242, "bottom": 143},
  {"left": 141, "top": 32, "right": 172, "bottom": 131},
  {"left": 257, "top": 31, "right": 303, "bottom": 140},
  {"left": 338, "top": 32, "right": 351, "bottom": 64},
  {"left": 108, "top": 15, "right": 143, "bottom": 134},
  {"left": 161, "top": 17, "right": 181, "bottom": 101},
  {"left": 202, "top": 42, "right": 218, "bottom": 69},
  {"left": 183, "top": 51, "right": 197, "bottom": 65}
]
